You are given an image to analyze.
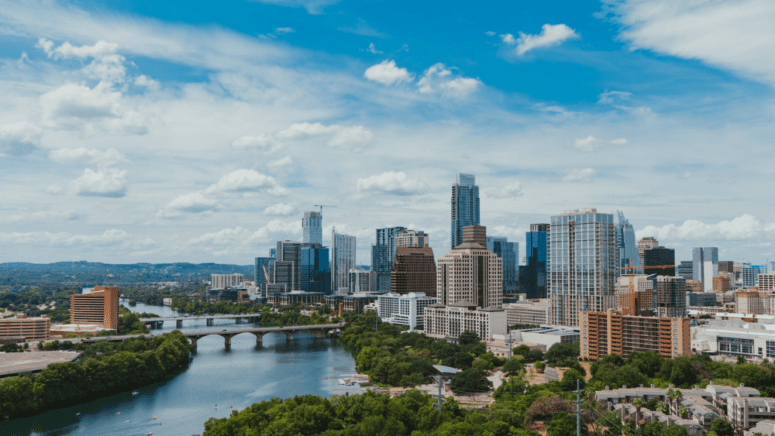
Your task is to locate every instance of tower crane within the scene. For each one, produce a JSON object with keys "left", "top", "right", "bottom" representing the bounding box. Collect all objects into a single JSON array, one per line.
[
  {"left": 615, "top": 259, "right": 677, "bottom": 315},
  {"left": 313, "top": 205, "right": 337, "bottom": 215}
]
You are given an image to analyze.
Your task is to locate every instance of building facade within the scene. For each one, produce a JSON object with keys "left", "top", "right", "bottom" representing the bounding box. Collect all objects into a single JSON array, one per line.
[
  {"left": 713, "top": 276, "right": 731, "bottom": 293},
  {"left": 450, "top": 173, "right": 480, "bottom": 249},
  {"left": 693, "top": 247, "right": 719, "bottom": 292},
  {"left": 651, "top": 275, "right": 687, "bottom": 318},
  {"left": 396, "top": 229, "right": 429, "bottom": 248},
  {"left": 254, "top": 257, "right": 275, "bottom": 296},
  {"left": 462, "top": 225, "right": 487, "bottom": 247},
  {"left": 677, "top": 260, "right": 694, "bottom": 280},
  {"left": 331, "top": 232, "right": 356, "bottom": 294},
  {"left": 521, "top": 223, "right": 549, "bottom": 299},
  {"left": 503, "top": 298, "right": 550, "bottom": 326},
  {"left": 0, "top": 314, "right": 50, "bottom": 341},
  {"left": 487, "top": 236, "right": 519, "bottom": 295},
  {"left": 643, "top": 247, "right": 676, "bottom": 276},
  {"left": 637, "top": 237, "right": 660, "bottom": 271},
  {"left": 390, "top": 247, "right": 437, "bottom": 296},
  {"left": 211, "top": 274, "right": 244, "bottom": 290},
  {"left": 348, "top": 268, "right": 371, "bottom": 294},
  {"left": 70, "top": 286, "right": 120, "bottom": 330},
  {"left": 276, "top": 241, "right": 302, "bottom": 291},
  {"left": 742, "top": 265, "right": 767, "bottom": 288},
  {"left": 424, "top": 305, "right": 507, "bottom": 342},
  {"left": 302, "top": 211, "right": 322, "bottom": 245},
  {"left": 759, "top": 273, "right": 775, "bottom": 292},
  {"left": 436, "top": 241, "right": 503, "bottom": 309},
  {"left": 549, "top": 209, "right": 617, "bottom": 327},
  {"left": 373, "top": 226, "right": 406, "bottom": 292},
  {"left": 377, "top": 292, "right": 437, "bottom": 329},
  {"left": 616, "top": 211, "right": 639, "bottom": 271},
  {"left": 299, "top": 243, "right": 331, "bottom": 295},
  {"left": 580, "top": 310, "right": 691, "bottom": 360}
]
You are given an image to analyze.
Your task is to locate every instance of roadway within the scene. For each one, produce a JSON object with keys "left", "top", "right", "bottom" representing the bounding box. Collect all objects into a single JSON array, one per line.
[{"left": 138, "top": 313, "right": 261, "bottom": 322}]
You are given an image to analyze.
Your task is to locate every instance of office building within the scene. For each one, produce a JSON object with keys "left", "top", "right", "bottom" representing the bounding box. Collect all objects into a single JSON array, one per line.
[
  {"left": 650, "top": 275, "right": 686, "bottom": 318},
  {"left": 424, "top": 305, "right": 507, "bottom": 342},
  {"left": 391, "top": 247, "right": 437, "bottom": 296},
  {"left": 615, "top": 274, "right": 655, "bottom": 317},
  {"left": 436, "top": 230, "right": 503, "bottom": 309},
  {"left": 373, "top": 226, "right": 406, "bottom": 292},
  {"left": 742, "top": 265, "right": 766, "bottom": 288},
  {"left": 719, "top": 260, "right": 735, "bottom": 275},
  {"left": 349, "top": 268, "right": 371, "bottom": 294},
  {"left": 580, "top": 310, "right": 691, "bottom": 360},
  {"left": 503, "top": 297, "right": 550, "bottom": 326},
  {"left": 693, "top": 319, "right": 775, "bottom": 359},
  {"left": 396, "top": 229, "right": 429, "bottom": 248},
  {"left": 677, "top": 261, "right": 693, "bottom": 280},
  {"left": 487, "top": 236, "right": 519, "bottom": 295},
  {"left": 302, "top": 211, "right": 322, "bottom": 245},
  {"left": 70, "top": 286, "right": 120, "bottom": 330},
  {"left": 616, "top": 211, "right": 639, "bottom": 272},
  {"left": 549, "top": 208, "right": 617, "bottom": 327},
  {"left": 687, "top": 292, "right": 718, "bottom": 307},
  {"left": 637, "top": 237, "right": 660, "bottom": 269},
  {"left": 211, "top": 274, "right": 243, "bottom": 290},
  {"left": 735, "top": 291, "right": 775, "bottom": 315},
  {"left": 769, "top": 262, "right": 775, "bottom": 274},
  {"left": 331, "top": 232, "right": 356, "bottom": 294},
  {"left": 377, "top": 292, "right": 437, "bottom": 329},
  {"left": 275, "top": 241, "right": 302, "bottom": 291},
  {"left": 521, "top": 223, "right": 549, "bottom": 299},
  {"left": 643, "top": 247, "right": 675, "bottom": 276},
  {"left": 713, "top": 276, "right": 731, "bottom": 293},
  {"left": 759, "top": 273, "right": 775, "bottom": 292},
  {"left": 299, "top": 243, "right": 331, "bottom": 295},
  {"left": 0, "top": 314, "right": 50, "bottom": 341},
  {"left": 450, "top": 173, "right": 480, "bottom": 249},
  {"left": 462, "top": 225, "right": 487, "bottom": 247},
  {"left": 254, "top": 257, "right": 275, "bottom": 297},
  {"left": 693, "top": 247, "right": 719, "bottom": 292}
]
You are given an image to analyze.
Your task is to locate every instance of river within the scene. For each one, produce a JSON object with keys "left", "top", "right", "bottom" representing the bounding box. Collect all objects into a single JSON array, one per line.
[{"left": 0, "top": 300, "right": 361, "bottom": 436}]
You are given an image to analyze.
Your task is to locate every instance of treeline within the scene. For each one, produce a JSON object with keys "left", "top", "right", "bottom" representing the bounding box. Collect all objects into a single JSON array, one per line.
[
  {"left": 0, "top": 286, "right": 78, "bottom": 322},
  {"left": 117, "top": 306, "right": 150, "bottom": 335},
  {"left": 170, "top": 297, "right": 263, "bottom": 314},
  {"left": 121, "top": 282, "right": 207, "bottom": 305},
  {"left": 0, "top": 331, "right": 191, "bottom": 421},
  {"left": 259, "top": 307, "right": 335, "bottom": 327}
]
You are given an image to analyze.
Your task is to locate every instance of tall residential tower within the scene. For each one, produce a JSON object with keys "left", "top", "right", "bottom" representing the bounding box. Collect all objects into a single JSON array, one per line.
[
  {"left": 331, "top": 232, "right": 356, "bottom": 294},
  {"left": 302, "top": 211, "right": 322, "bottom": 245},
  {"left": 450, "top": 173, "right": 480, "bottom": 249}
]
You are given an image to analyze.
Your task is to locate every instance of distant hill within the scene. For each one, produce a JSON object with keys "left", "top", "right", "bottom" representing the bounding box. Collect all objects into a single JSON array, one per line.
[{"left": 0, "top": 261, "right": 254, "bottom": 287}]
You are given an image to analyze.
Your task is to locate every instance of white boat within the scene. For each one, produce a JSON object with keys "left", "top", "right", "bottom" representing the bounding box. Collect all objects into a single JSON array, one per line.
[{"left": 132, "top": 391, "right": 139, "bottom": 396}]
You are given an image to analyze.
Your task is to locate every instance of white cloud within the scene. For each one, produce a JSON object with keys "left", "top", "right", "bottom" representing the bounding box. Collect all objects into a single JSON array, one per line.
[
  {"left": 562, "top": 168, "right": 597, "bottom": 182},
  {"left": 231, "top": 134, "right": 279, "bottom": 151},
  {"left": 268, "top": 156, "right": 293, "bottom": 170},
  {"left": 0, "top": 122, "right": 41, "bottom": 156},
  {"left": 134, "top": 75, "right": 160, "bottom": 91},
  {"left": 489, "top": 225, "right": 527, "bottom": 241},
  {"left": 572, "top": 135, "right": 600, "bottom": 151},
  {"left": 0, "top": 229, "right": 130, "bottom": 247},
  {"left": 417, "top": 63, "right": 481, "bottom": 98},
  {"left": 205, "top": 169, "right": 286, "bottom": 196},
  {"left": 189, "top": 226, "right": 251, "bottom": 245},
  {"left": 275, "top": 27, "right": 295, "bottom": 34},
  {"left": 8, "top": 210, "right": 81, "bottom": 223},
  {"left": 637, "top": 214, "right": 775, "bottom": 242},
  {"left": 46, "top": 185, "right": 63, "bottom": 194},
  {"left": 609, "top": 0, "right": 775, "bottom": 86},
  {"left": 275, "top": 123, "right": 373, "bottom": 149},
  {"left": 49, "top": 148, "right": 128, "bottom": 167},
  {"left": 38, "top": 38, "right": 118, "bottom": 59},
  {"left": 277, "top": 122, "right": 338, "bottom": 140},
  {"left": 597, "top": 90, "right": 632, "bottom": 105},
  {"left": 69, "top": 168, "right": 128, "bottom": 198},
  {"left": 366, "top": 43, "right": 383, "bottom": 54},
  {"left": 609, "top": 138, "right": 628, "bottom": 145},
  {"left": 250, "top": 219, "right": 302, "bottom": 242},
  {"left": 248, "top": 0, "right": 341, "bottom": 14},
  {"left": 161, "top": 192, "right": 219, "bottom": 217},
  {"left": 364, "top": 60, "right": 413, "bottom": 85},
  {"left": 356, "top": 171, "right": 426, "bottom": 195},
  {"left": 486, "top": 182, "right": 524, "bottom": 199},
  {"left": 329, "top": 125, "right": 373, "bottom": 148},
  {"left": 264, "top": 203, "right": 297, "bottom": 216},
  {"left": 485, "top": 31, "right": 496, "bottom": 37},
  {"left": 502, "top": 23, "right": 579, "bottom": 55}
]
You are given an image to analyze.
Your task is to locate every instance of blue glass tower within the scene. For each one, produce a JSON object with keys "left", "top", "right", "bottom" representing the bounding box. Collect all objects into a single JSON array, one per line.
[
  {"left": 300, "top": 243, "right": 331, "bottom": 294},
  {"left": 522, "top": 223, "right": 549, "bottom": 298},
  {"left": 451, "top": 173, "right": 480, "bottom": 249},
  {"left": 616, "top": 211, "right": 639, "bottom": 272},
  {"left": 486, "top": 236, "right": 519, "bottom": 294},
  {"left": 372, "top": 226, "right": 406, "bottom": 292}
]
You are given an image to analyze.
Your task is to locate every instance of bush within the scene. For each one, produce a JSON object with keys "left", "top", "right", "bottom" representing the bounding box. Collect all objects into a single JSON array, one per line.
[{"left": 450, "top": 369, "right": 492, "bottom": 394}]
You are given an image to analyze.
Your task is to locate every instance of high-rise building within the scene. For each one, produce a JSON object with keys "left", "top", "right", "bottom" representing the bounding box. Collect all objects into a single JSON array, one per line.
[
  {"left": 677, "top": 261, "right": 693, "bottom": 280},
  {"left": 649, "top": 275, "right": 687, "bottom": 318},
  {"left": 451, "top": 173, "right": 480, "bottom": 249},
  {"left": 759, "top": 273, "right": 775, "bottom": 292},
  {"left": 331, "top": 232, "right": 356, "bottom": 294},
  {"left": 436, "top": 240, "right": 503, "bottom": 309},
  {"left": 713, "top": 276, "right": 731, "bottom": 293},
  {"left": 372, "top": 227, "right": 406, "bottom": 292},
  {"left": 719, "top": 261, "right": 735, "bottom": 275},
  {"left": 211, "top": 274, "right": 244, "bottom": 290},
  {"left": 636, "top": 237, "right": 660, "bottom": 269},
  {"left": 302, "top": 211, "right": 322, "bottom": 245},
  {"left": 349, "top": 267, "right": 372, "bottom": 294},
  {"left": 643, "top": 247, "right": 675, "bottom": 276},
  {"left": 742, "top": 265, "right": 767, "bottom": 288},
  {"left": 299, "top": 243, "right": 330, "bottom": 294},
  {"left": 521, "top": 223, "right": 549, "bottom": 299},
  {"left": 693, "top": 247, "right": 719, "bottom": 292},
  {"left": 391, "top": 247, "right": 437, "bottom": 296},
  {"left": 396, "top": 229, "right": 429, "bottom": 248},
  {"left": 70, "top": 286, "right": 120, "bottom": 330},
  {"left": 549, "top": 209, "right": 617, "bottom": 327},
  {"left": 275, "top": 241, "right": 302, "bottom": 291},
  {"left": 487, "top": 236, "right": 519, "bottom": 295},
  {"left": 616, "top": 211, "right": 639, "bottom": 272},
  {"left": 462, "top": 225, "right": 487, "bottom": 247},
  {"left": 254, "top": 257, "right": 275, "bottom": 296}
]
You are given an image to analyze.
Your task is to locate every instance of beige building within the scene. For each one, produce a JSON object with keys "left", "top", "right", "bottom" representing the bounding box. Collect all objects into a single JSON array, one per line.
[
  {"left": 637, "top": 236, "right": 660, "bottom": 268},
  {"left": 70, "top": 286, "right": 121, "bottom": 330},
  {"left": 211, "top": 274, "right": 244, "bottom": 290},
  {"left": 395, "top": 229, "right": 429, "bottom": 248},
  {"left": 461, "top": 225, "right": 487, "bottom": 248},
  {"left": 713, "top": 275, "right": 731, "bottom": 293},
  {"left": 424, "top": 304, "right": 507, "bottom": 342},
  {"left": 0, "top": 314, "right": 50, "bottom": 342},
  {"left": 735, "top": 290, "right": 775, "bottom": 315},
  {"left": 758, "top": 273, "right": 775, "bottom": 292},
  {"left": 580, "top": 310, "right": 691, "bottom": 360},
  {"left": 435, "top": 240, "right": 502, "bottom": 309},
  {"left": 503, "top": 297, "right": 550, "bottom": 326}
]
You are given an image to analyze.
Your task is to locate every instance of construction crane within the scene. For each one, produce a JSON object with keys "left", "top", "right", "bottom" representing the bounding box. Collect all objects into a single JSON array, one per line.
[
  {"left": 616, "top": 259, "right": 676, "bottom": 315},
  {"left": 313, "top": 204, "right": 336, "bottom": 215}
]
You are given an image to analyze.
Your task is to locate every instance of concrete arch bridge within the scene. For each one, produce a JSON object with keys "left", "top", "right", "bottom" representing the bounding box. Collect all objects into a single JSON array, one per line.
[{"left": 182, "top": 322, "right": 346, "bottom": 349}]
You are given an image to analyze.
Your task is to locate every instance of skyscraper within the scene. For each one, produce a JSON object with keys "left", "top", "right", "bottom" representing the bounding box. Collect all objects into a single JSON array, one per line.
[
  {"left": 302, "top": 211, "right": 322, "bottom": 245},
  {"left": 677, "top": 261, "right": 693, "bottom": 280},
  {"left": 521, "top": 223, "right": 549, "bottom": 299},
  {"left": 254, "top": 257, "right": 275, "bottom": 296},
  {"left": 487, "top": 236, "right": 519, "bottom": 295},
  {"left": 396, "top": 229, "right": 429, "bottom": 248},
  {"left": 372, "top": 226, "right": 406, "bottom": 292},
  {"left": 451, "top": 173, "right": 480, "bottom": 249},
  {"left": 331, "top": 232, "right": 356, "bottom": 294},
  {"left": 391, "top": 247, "right": 437, "bottom": 296},
  {"left": 549, "top": 209, "right": 617, "bottom": 327},
  {"left": 637, "top": 237, "right": 660, "bottom": 270},
  {"left": 692, "top": 247, "right": 718, "bottom": 292},
  {"left": 616, "top": 211, "right": 639, "bottom": 272},
  {"left": 742, "top": 265, "right": 766, "bottom": 288},
  {"left": 299, "top": 243, "right": 330, "bottom": 294},
  {"left": 275, "top": 240, "right": 302, "bottom": 291},
  {"left": 436, "top": 241, "right": 503, "bottom": 308},
  {"left": 643, "top": 247, "right": 676, "bottom": 276}
]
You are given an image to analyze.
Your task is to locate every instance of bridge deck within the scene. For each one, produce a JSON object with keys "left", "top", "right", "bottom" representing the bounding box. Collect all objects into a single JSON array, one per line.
[
  {"left": 139, "top": 314, "right": 261, "bottom": 322},
  {"left": 182, "top": 323, "right": 346, "bottom": 337}
]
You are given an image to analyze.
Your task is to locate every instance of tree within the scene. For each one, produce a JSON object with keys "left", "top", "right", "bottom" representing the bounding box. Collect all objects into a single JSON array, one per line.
[
  {"left": 472, "top": 358, "right": 493, "bottom": 372},
  {"left": 560, "top": 368, "right": 586, "bottom": 392},
  {"left": 545, "top": 342, "right": 579, "bottom": 364},
  {"left": 678, "top": 404, "right": 688, "bottom": 419},
  {"left": 632, "top": 398, "right": 644, "bottom": 428},
  {"left": 547, "top": 411, "right": 588, "bottom": 436},
  {"left": 534, "top": 362, "right": 546, "bottom": 373},
  {"left": 502, "top": 358, "right": 524, "bottom": 375},
  {"left": 709, "top": 418, "right": 734, "bottom": 436},
  {"left": 458, "top": 331, "right": 480, "bottom": 346},
  {"left": 450, "top": 369, "right": 492, "bottom": 394}
]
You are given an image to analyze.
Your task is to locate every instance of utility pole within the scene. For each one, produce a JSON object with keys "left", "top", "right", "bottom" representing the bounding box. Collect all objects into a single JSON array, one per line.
[
  {"left": 574, "top": 379, "right": 582, "bottom": 436},
  {"left": 436, "top": 375, "right": 443, "bottom": 411},
  {"left": 508, "top": 329, "right": 512, "bottom": 361}
]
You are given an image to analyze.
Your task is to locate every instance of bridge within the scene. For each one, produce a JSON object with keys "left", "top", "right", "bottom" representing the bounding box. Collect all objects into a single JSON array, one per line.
[
  {"left": 139, "top": 313, "right": 261, "bottom": 329},
  {"left": 182, "top": 322, "right": 346, "bottom": 349}
]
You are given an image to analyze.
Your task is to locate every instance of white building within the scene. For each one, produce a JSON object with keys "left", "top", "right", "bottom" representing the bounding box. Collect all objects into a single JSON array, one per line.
[
  {"left": 377, "top": 292, "right": 436, "bottom": 329},
  {"left": 348, "top": 268, "right": 371, "bottom": 294},
  {"left": 503, "top": 297, "right": 550, "bottom": 326},
  {"left": 436, "top": 241, "right": 503, "bottom": 309},
  {"left": 424, "top": 304, "right": 507, "bottom": 342},
  {"left": 396, "top": 229, "right": 429, "bottom": 248},
  {"left": 211, "top": 274, "right": 243, "bottom": 290},
  {"left": 332, "top": 232, "right": 356, "bottom": 294},
  {"left": 692, "top": 319, "right": 775, "bottom": 358},
  {"left": 758, "top": 273, "right": 775, "bottom": 292}
]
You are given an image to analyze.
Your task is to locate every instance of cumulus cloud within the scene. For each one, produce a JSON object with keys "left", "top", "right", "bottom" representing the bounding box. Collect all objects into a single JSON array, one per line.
[
  {"left": 264, "top": 203, "right": 297, "bottom": 216},
  {"left": 0, "top": 122, "right": 42, "bottom": 156},
  {"left": 364, "top": 60, "right": 413, "bottom": 85},
  {"left": 0, "top": 229, "right": 130, "bottom": 247},
  {"left": 204, "top": 169, "right": 286, "bottom": 196},
  {"left": 366, "top": 43, "right": 383, "bottom": 54},
  {"left": 268, "top": 156, "right": 293, "bottom": 170},
  {"left": 189, "top": 226, "right": 250, "bottom": 245},
  {"left": 38, "top": 38, "right": 126, "bottom": 83},
  {"left": 570, "top": 136, "right": 628, "bottom": 151},
  {"left": 356, "top": 171, "right": 426, "bottom": 195},
  {"left": 69, "top": 168, "right": 128, "bottom": 198},
  {"left": 231, "top": 134, "right": 279, "bottom": 151},
  {"left": 501, "top": 23, "right": 579, "bottom": 55},
  {"left": 486, "top": 182, "right": 524, "bottom": 198},
  {"left": 597, "top": 90, "right": 632, "bottom": 105},
  {"left": 276, "top": 122, "right": 373, "bottom": 149},
  {"left": 608, "top": 0, "right": 775, "bottom": 86},
  {"left": 8, "top": 210, "right": 81, "bottom": 223},
  {"left": 563, "top": 168, "right": 597, "bottom": 182},
  {"left": 161, "top": 192, "right": 219, "bottom": 217},
  {"left": 637, "top": 214, "right": 775, "bottom": 242},
  {"left": 134, "top": 75, "right": 160, "bottom": 91},
  {"left": 49, "top": 147, "right": 128, "bottom": 167},
  {"left": 250, "top": 219, "right": 302, "bottom": 242},
  {"left": 417, "top": 63, "right": 481, "bottom": 98}
]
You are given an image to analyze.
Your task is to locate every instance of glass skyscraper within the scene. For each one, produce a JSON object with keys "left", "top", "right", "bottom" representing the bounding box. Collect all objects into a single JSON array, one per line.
[
  {"left": 451, "top": 173, "right": 480, "bottom": 249},
  {"left": 302, "top": 211, "right": 322, "bottom": 245},
  {"left": 331, "top": 232, "right": 356, "bottom": 294},
  {"left": 522, "top": 223, "right": 549, "bottom": 298},
  {"left": 549, "top": 209, "right": 617, "bottom": 327},
  {"left": 616, "top": 211, "right": 639, "bottom": 272},
  {"left": 486, "top": 236, "right": 519, "bottom": 294},
  {"left": 692, "top": 247, "right": 718, "bottom": 292},
  {"left": 372, "top": 226, "right": 406, "bottom": 292},
  {"left": 300, "top": 244, "right": 331, "bottom": 294}
]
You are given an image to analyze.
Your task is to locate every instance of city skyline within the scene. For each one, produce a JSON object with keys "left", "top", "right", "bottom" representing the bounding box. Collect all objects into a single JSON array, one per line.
[{"left": 1, "top": 1, "right": 774, "bottom": 265}]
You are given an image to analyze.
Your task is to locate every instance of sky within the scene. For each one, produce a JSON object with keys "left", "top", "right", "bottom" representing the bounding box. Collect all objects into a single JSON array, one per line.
[{"left": 0, "top": 0, "right": 774, "bottom": 266}]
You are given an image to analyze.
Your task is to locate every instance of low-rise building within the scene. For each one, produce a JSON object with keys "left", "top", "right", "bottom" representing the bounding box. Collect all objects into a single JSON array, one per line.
[
  {"left": 503, "top": 297, "right": 550, "bottom": 326},
  {"left": 490, "top": 326, "right": 579, "bottom": 354},
  {"left": 757, "top": 273, "right": 775, "bottom": 292},
  {"left": 424, "top": 303, "right": 507, "bottom": 342},
  {"left": 692, "top": 319, "right": 775, "bottom": 357},
  {"left": 686, "top": 292, "right": 718, "bottom": 308},
  {"left": 267, "top": 291, "right": 323, "bottom": 306},
  {"left": 0, "top": 314, "right": 50, "bottom": 342},
  {"left": 713, "top": 276, "right": 731, "bottom": 293},
  {"left": 377, "top": 292, "right": 437, "bottom": 329}
]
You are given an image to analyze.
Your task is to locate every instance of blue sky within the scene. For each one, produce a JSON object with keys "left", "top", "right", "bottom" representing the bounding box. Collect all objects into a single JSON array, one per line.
[{"left": 0, "top": 0, "right": 774, "bottom": 265}]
